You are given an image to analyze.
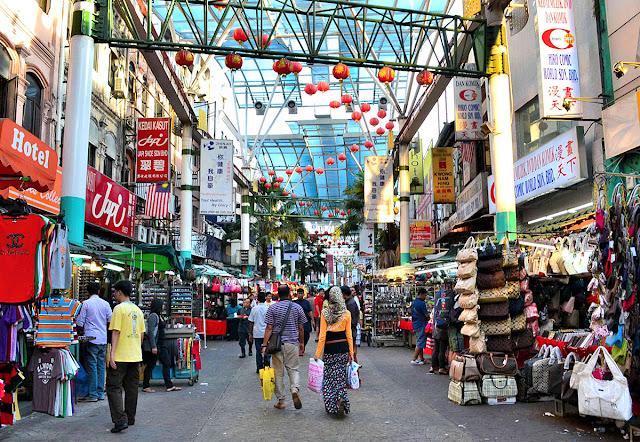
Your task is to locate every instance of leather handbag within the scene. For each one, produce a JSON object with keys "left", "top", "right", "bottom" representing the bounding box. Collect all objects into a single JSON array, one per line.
[
  {"left": 458, "top": 291, "right": 479, "bottom": 309},
  {"left": 456, "top": 261, "right": 477, "bottom": 279},
  {"left": 265, "top": 301, "right": 293, "bottom": 355},
  {"left": 510, "top": 313, "right": 526, "bottom": 331},
  {"left": 478, "top": 287, "right": 509, "bottom": 304},
  {"left": 486, "top": 335, "right": 513, "bottom": 353},
  {"left": 481, "top": 318, "right": 511, "bottom": 336},
  {"left": 450, "top": 352, "right": 481, "bottom": 382},
  {"left": 511, "top": 328, "right": 534, "bottom": 350},
  {"left": 458, "top": 305, "right": 479, "bottom": 323},
  {"left": 457, "top": 237, "right": 478, "bottom": 263},
  {"left": 502, "top": 240, "right": 518, "bottom": 268},
  {"left": 477, "top": 257, "right": 503, "bottom": 273},
  {"left": 476, "top": 270, "right": 506, "bottom": 290},
  {"left": 549, "top": 238, "right": 566, "bottom": 274},
  {"left": 478, "top": 237, "right": 503, "bottom": 260},
  {"left": 509, "top": 296, "right": 525, "bottom": 315},
  {"left": 454, "top": 274, "right": 477, "bottom": 295},
  {"left": 469, "top": 333, "right": 487, "bottom": 354},
  {"left": 505, "top": 281, "right": 520, "bottom": 299},
  {"left": 478, "top": 301, "right": 509, "bottom": 319},
  {"left": 477, "top": 352, "right": 518, "bottom": 376},
  {"left": 561, "top": 352, "right": 581, "bottom": 405},
  {"left": 504, "top": 266, "right": 520, "bottom": 282},
  {"left": 461, "top": 321, "right": 481, "bottom": 338}
]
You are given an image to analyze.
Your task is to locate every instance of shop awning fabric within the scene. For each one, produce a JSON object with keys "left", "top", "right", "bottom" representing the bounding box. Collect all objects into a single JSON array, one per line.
[
  {"left": 193, "top": 265, "right": 232, "bottom": 278},
  {"left": 106, "top": 244, "right": 185, "bottom": 273},
  {"left": 0, "top": 119, "right": 58, "bottom": 193}
]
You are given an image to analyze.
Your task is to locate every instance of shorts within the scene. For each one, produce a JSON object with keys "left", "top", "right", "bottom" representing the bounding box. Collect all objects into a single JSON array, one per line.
[
  {"left": 315, "top": 317, "right": 320, "bottom": 330},
  {"left": 415, "top": 328, "right": 427, "bottom": 349},
  {"left": 448, "top": 328, "right": 465, "bottom": 352}
]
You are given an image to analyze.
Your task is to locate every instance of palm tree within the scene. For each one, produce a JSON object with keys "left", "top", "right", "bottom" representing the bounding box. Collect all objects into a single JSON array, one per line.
[{"left": 296, "top": 244, "right": 328, "bottom": 282}]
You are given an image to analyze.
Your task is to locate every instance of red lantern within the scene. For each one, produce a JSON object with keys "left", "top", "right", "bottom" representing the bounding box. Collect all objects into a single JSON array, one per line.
[
  {"left": 377, "top": 109, "right": 387, "bottom": 119},
  {"left": 417, "top": 70, "right": 434, "bottom": 87},
  {"left": 340, "top": 211, "right": 346, "bottom": 216},
  {"left": 232, "top": 28, "right": 248, "bottom": 44},
  {"left": 338, "top": 153, "right": 347, "bottom": 162},
  {"left": 314, "top": 210, "right": 319, "bottom": 216},
  {"left": 276, "top": 176, "right": 284, "bottom": 183},
  {"left": 316, "top": 167, "right": 324, "bottom": 175},
  {"left": 369, "top": 117, "right": 379, "bottom": 126},
  {"left": 291, "top": 193, "right": 297, "bottom": 198},
  {"left": 351, "top": 111, "right": 362, "bottom": 122},
  {"left": 273, "top": 58, "right": 292, "bottom": 76},
  {"left": 332, "top": 63, "right": 350, "bottom": 81},
  {"left": 378, "top": 66, "right": 395, "bottom": 84},
  {"left": 385, "top": 121, "right": 395, "bottom": 130},
  {"left": 273, "top": 182, "right": 281, "bottom": 189},
  {"left": 317, "top": 81, "right": 330, "bottom": 93},
  {"left": 361, "top": 103, "right": 371, "bottom": 113},
  {"left": 304, "top": 84, "right": 317, "bottom": 95},
  {"left": 328, "top": 213, "right": 334, "bottom": 218},
  {"left": 268, "top": 170, "right": 276, "bottom": 176},
  {"left": 282, "top": 190, "right": 289, "bottom": 196},
  {"left": 329, "top": 100, "right": 341, "bottom": 109},
  {"left": 175, "top": 49, "right": 194, "bottom": 67},
  {"left": 376, "top": 127, "right": 385, "bottom": 136},
  {"left": 299, "top": 201, "right": 306, "bottom": 207},
  {"left": 264, "top": 183, "right": 272, "bottom": 189},
  {"left": 348, "top": 209, "right": 352, "bottom": 214},
  {"left": 258, "top": 33, "right": 271, "bottom": 48},
  {"left": 295, "top": 166, "right": 303, "bottom": 174},
  {"left": 305, "top": 165, "right": 314, "bottom": 172},
  {"left": 365, "top": 140, "right": 374, "bottom": 149},
  {"left": 341, "top": 94, "right": 353, "bottom": 105},
  {"left": 307, "top": 202, "right": 313, "bottom": 207},
  {"left": 291, "top": 61, "right": 303, "bottom": 75},
  {"left": 285, "top": 168, "right": 293, "bottom": 176},
  {"left": 321, "top": 206, "right": 328, "bottom": 212},
  {"left": 350, "top": 144, "right": 359, "bottom": 153},
  {"left": 225, "top": 53, "right": 243, "bottom": 71},
  {"left": 259, "top": 176, "right": 267, "bottom": 183},
  {"left": 326, "top": 157, "right": 335, "bottom": 166}
]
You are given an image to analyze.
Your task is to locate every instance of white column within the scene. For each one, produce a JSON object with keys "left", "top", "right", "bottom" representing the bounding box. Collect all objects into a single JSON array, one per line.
[
  {"left": 399, "top": 139, "right": 410, "bottom": 265},
  {"left": 180, "top": 124, "right": 193, "bottom": 258}
]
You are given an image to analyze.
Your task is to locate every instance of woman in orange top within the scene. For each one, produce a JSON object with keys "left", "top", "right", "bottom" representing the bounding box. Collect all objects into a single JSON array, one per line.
[{"left": 314, "top": 286, "right": 354, "bottom": 416}]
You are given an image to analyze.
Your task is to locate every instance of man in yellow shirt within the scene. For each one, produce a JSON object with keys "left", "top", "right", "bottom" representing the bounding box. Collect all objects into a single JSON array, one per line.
[{"left": 106, "top": 280, "right": 145, "bottom": 433}]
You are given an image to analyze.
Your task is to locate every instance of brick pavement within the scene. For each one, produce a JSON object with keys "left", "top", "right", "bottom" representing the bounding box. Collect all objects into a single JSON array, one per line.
[{"left": 0, "top": 339, "right": 624, "bottom": 441}]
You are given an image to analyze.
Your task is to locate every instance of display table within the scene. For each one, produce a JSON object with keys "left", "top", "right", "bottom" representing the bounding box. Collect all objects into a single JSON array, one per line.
[{"left": 182, "top": 317, "right": 227, "bottom": 336}]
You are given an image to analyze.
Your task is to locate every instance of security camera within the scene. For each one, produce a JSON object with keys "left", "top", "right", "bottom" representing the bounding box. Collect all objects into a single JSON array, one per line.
[
  {"left": 287, "top": 100, "right": 297, "bottom": 114},
  {"left": 613, "top": 62, "right": 629, "bottom": 79},
  {"left": 562, "top": 98, "right": 574, "bottom": 112},
  {"left": 378, "top": 97, "right": 388, "bottom": 111},
  {"left": 255, "top": 101, "right": 265, "bottom": 115},
  {"left": 480, "top": 122, "right": 494, "bottom": 136}
]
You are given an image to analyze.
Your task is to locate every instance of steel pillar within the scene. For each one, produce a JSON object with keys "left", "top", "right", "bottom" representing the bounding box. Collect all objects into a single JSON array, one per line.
[
  {"left": 398, "top": 130, "right": 410, "bottom": 265},
  {"left": 275, "top": 240, "right": 282, "bottom": 281},
  {"left": 180, "top": 124, "right": 193, "bottom": 258}
]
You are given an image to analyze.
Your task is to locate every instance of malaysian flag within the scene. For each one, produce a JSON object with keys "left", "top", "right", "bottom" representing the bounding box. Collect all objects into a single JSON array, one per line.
[
  {"left": 461, "top": 142, "right": 475, "bottom": 164},
  {"left": 145, "top": 183, "right": 171, "bottom": 218}
]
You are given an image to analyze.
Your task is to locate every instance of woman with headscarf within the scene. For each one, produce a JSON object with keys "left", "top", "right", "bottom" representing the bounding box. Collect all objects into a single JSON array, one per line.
[
  {"left": 314, "top": 286, "right": 354, "bottom": 417},
  {"left": 141, "top": 299, "right": 181, "bottom": 392}
]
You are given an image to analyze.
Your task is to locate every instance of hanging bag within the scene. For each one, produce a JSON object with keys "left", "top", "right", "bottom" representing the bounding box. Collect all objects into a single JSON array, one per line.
[
  {"left": 211, "top": 277, "right": 221, "bottom": 293},
  {"left": 454, "top": 273, "right": 477, "bottom": 295},
  {"left": 486, "top": 335, "right": 513, "bottom": 353},
  {"left": 458, "top": 305, "right": 480, "bottom": 323},
  {"left": 476, "top": 270, "right": 506, "bottom": 290},
  {"left": 456, "top": 237, "right": 478, "bottom": 263},
  {"left": 461, "top": 321, "right": 482, "bottom": 338},
  {"left": 456, "top": 261, "right": 477, "bottom": 279},
  {"left": 458, "top": 291, "right": 479, "bottom": 309},
  {"left": 502, "top": 240, "right": 518, "bottom": 268},
  {"left": 480, "top": 317, "right": 511, "bottom": 336},
  {"left": 478, "top": 237, "right": 503, "bottom": 261},
  {"left": 469, "top": 332, "right": 487, "bottom": 354},
  {"left": 478, "top": 301, "right": 509, "bottom": 320},
  {"left": 562, "top": 237, "right": 578, "bottom": 275}
]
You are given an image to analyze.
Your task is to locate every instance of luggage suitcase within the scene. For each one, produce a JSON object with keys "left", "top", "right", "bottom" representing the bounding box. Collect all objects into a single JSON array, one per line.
[
  {"left": 480, "top": 375, "right": 518, "bottom": 398},
  {"left": 448, "top": 380, "right": 482, "bottom": 406}
]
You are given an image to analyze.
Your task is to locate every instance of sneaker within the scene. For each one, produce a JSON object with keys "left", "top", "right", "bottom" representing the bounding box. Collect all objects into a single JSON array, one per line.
[
  {"left": 79, "top": 396, "right": 98, "bottom": 402},
  {"left": 411, "top": 359, "right": 425, "bottom": 365},
  {"left": 415, "top": 360, "right": 426, "bottom": 365}
]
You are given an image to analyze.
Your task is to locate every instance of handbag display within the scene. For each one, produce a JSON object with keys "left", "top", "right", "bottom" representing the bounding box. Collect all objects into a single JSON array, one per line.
[
  {"left": 477, "top": 352, "right": 518, "bottom": 376},
  {"left": 476, "top": 270, "right": 506, "bottom": 290},
  {"left": 510, "top": 313, "right": 526, "bottom": 331},
  {"left": 481, "top": 318, "right": 511, "bottom": 336},
  {"left": 549, "top": 238, "right": 565, "bottom": 274},
  {"left": 477, "top": 257, "right": 503, "bottom": 273},
  {"left": 532, "top": 346, "right": 562, "bottom": 394},
  {"left": 525, "top": 303, "right": 539, "bottom": 322},
  {"left": 478, "top": 287, "right": 509, "bottom": 304},
  {"left": 456, "top": 261, "right": 477, "bottom": 279},
  {"left": 511, "top": 328, "right": 534, "bottom": 350},
  {"left": 561, "top": 352, "right": 581, "bottom": 405},
  {"left": 265, "top": 301, "right": 293, "bottom": 355},
  {"left": 449, "top": 353, "right": 481, "bottom": 382},
  {"left": 478, "top": 237, "right": 503, "bottom": 260},
  {"left": 575, "top": 346, "right": 633, "bottom": 421},
  {"left": 561, "top": 237, "right": 578, "bottom": 275},
  {"left": 461, "top": 322, "right": 481, "bottom": 338},
  {"left": 572, "top": 235, "right": 590, "bottom": 274},
  {"left": 458, "top": 291, "right": 479, "bottom": 309},
  {"left": 504, "top": 266, "right": 520, "bottom": 282},
  {"left": 505, "top": 281, "right": 520, "bottom": 299},
  {"left": 509, "top": 296, "right": 525, "bottom": 315},
  {"left": 478, "top": 301, "right": 509, "bottom": 319},
  {"left": 480, "top": 375, "right": 518, "bottom": 398},
  {"left": 454, "top": 273, "right": 477, "bottom": 295},
  {"left": 486, "top": 335, "right": 513, "bottom": 352},
  {"left": 469, "top": 333, "right": 487, "bottom": 354},
  {"left": 448, "top": 380, "right": 482, "bottom": 406},
  {"left": 502, "top": 241, "right": 518, "bottom": 268},
  {"left": 457, "top": 237, "right": 478, "bottom": 263},
  {"left": 458, "top": 305, "right": 479, "bottom": 323}
]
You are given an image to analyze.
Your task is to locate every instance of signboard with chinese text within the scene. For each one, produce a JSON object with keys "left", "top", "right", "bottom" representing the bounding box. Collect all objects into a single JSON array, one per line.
[
  {"left": 364, "top": 156, "right": 394, "bottom": 223},
  {"left": 136, "top": 118, "right": 171, "bottom": 182},
  {"left": 432, "top": 147, "right": 455, "bottom": 203},
  {"left": 536, "top": 0, "right": 582, "bottom": 118},
  {"left": 409, "top": 139, "right": 424, "bottom": 194},
  {"left": 454, "top": 73, "right": 483, "bottom": 140},
  {"left": 359, "top": 224, "right": 375, "bottom": 255},
  {"left": 457, "top": 172, "right": 488, "bottom": 222},
  {"left": 487, "top": 126, "right": 586, "bottom": 213},
  {"left": 85, "top": 167, "right": 136, "bottom": 238},
  {"left": 200, "top": 139, "right": 234, "bottom": 215},
  {"left": 410, "top": 221, "right": 433, "bottom": 257}
]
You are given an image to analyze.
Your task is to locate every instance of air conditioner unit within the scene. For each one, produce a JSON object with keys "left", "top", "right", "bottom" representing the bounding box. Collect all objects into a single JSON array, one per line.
[
  {"left": 149, "top": 229, "right": 158, "bottom": 244},
  {"left": 135, "top": 225, "right": 148, "bottom": 243},
  {"left": 159, "top": 234, "right": 168, "bottom": 245},
  {"left": 125, "top": 116, "right": 135, "bottom": 130},
  {"left": 112, "top": 73, "right": 126, "bottom": 99}
]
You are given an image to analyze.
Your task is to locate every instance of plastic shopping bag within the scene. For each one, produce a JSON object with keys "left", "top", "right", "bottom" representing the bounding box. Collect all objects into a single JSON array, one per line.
[
  {"left": 308, "top": 358, "right": 324, "bottom": 393},
  {"left": 347, "top": 361, "right": 361, "bottom": 390},
  {"left": 355, "top": 324, "right": 362, "bottom": 346},
  {"left": 259, "top": 366, "right": 275, "bottom": 401}
]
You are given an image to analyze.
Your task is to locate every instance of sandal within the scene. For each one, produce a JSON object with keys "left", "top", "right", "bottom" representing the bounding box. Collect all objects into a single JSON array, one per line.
[
  {"left": 166, "top": 386, "right": 182, "bottom": 392},
  {"left": 274, "top": 403, "right": 285, "bottom": 410},
  {"left": 142, "top": 388, "right": 155, "bottom": 393}
]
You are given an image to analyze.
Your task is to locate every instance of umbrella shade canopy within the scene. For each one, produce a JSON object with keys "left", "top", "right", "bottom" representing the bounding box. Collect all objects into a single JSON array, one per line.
[
  {"left": 193, "top": 264, "right": 232, "bottom": 277},
  {"left": 106, "top": 244, "right": 185, "bottom": 273}
]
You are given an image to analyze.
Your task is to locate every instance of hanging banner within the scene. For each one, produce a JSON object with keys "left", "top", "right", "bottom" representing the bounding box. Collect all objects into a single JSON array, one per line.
[
  {"left": 364, "top": 156, "right": 394, "bottom": 223},
  {"left": 432, "top": 147, "right": 455, "bottom": 203},
  {"left": 85, "top": 167, "right": 136, "bottom": 239},
  {"left": 454, "top": 72, "right": 483, "bottom": 140},
  {"left": 457, "top": 172, "right": 488, "bottom": 222},
  {"left": 200, "top": 138, "right": 234, "bottom": 215},
  {"left": 536, "top": 0, "right": 582, "bottom": 118},
  {"left": 410, "top": 221, "right": 433, "bottom": 257},
  {"left": 359, "top": 224, "right": 375, "bottom": 256},
  {"left": 136, "top": 117, "right": 171, "bottom": 182},
  {"left": 409, "top": 139, "right": 424, "bottom": 194},
  {"left": 326, "top": 254, "right": 335, "bottom": 276},
  {"left": 487, "top": 126, "right": 587, "bottom": 213}
]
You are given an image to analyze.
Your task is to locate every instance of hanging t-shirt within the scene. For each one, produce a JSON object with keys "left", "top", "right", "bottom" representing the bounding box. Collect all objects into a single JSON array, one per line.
[
  {"left": 0, "top": 214, "right": 47, "bottom": 304},
  {"left": 35, "top": 297, "right": 82, "bottom": 347},
  {"left": 49, "top": 225, "right": 71, "bottom": 290},
  {"left": 28, "top": 348, "right": 62, "bottom": 415},
  {"left": 0, "top": 363, "right": 24, "bottom": 427},
  {"left": 109, "top": 302, "right": 145, "bottom": 362},
  {"left": 0, "top": 305, "right": 17, "bottom": 362}
]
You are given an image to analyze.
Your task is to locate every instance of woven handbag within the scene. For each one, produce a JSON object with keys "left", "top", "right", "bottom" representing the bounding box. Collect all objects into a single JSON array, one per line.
[
  {"left": 477, "top": 257, "right": 503, "bottom": 273},
  {"left": 458, "top": 306, "right": 479, "bottom": 323},
  {"left": 456, "top": 261, "right": 477, "bottom": 279},
  {"left": 510, "top": 313, "right": 526, "bottom": 331},
  {"left": 486, "top": 335, "right": 513, "bottom": 353},
  {"left": 481, "top": 317, "right": 511, "bottom": 336},
  {"left": 476, "top": 270, "right": 506, "bottom": 290},
  {"left": 478, "top": 287, "right": 509, "bottom": 304},
  {"left": 469, "top": 333, "right": 487, "bottom": 354},
  {"left": 458, "top": 291, "right": 479, "bottom": 309},
  {"left": 457, "top": 237, "right": 478, "bottom": 263},
  {"left": 461, "top": 321, "right": 482, "bottom": 338},
  {"left": 478, "top": 301, "right": 509, "bottom": 320},
  {"left": 454, "top": 274, "right": 477, "bottom": 295}
]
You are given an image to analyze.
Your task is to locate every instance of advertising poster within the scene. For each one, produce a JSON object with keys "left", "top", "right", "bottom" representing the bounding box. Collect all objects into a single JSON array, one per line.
[
  {"left": 364, "top": 156, "right": 394, "bottom": 223},
  {"left": 359, "top": 224, "right": 375, "bottom": 255},
  {"left": 85, "top": 167, "right": 136, "bottom": 238},
  {"left": 432, "top": 147, "right": 455, "bottom": 203},
  {"left": 454, "top": 70, "right": 483, "bottom": 140},
  {"left": 410, "top": 221, "right": 433, "bottom": 257},
  {"left": 200, "top": 139, "right": 234, "bottom": 215},
  {"left": 136, "top": 117, "right": 171, "bottom": 182},
  {"left": 409, "top": 139, "right": 424, "bottom": 194}
]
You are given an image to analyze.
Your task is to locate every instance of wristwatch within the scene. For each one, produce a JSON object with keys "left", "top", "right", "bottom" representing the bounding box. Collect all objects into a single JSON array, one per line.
[{"left": 261, "top": 344, "right": 267, "bottom": 348}]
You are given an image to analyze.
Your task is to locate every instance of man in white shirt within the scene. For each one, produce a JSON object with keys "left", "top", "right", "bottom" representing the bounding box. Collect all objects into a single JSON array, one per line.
[{"left": 248, "top": 292, "right": 270, "bottom": 373}]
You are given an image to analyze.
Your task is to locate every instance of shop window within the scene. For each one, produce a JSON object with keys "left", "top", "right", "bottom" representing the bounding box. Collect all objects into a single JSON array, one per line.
[
  {"left": 155, "top": 93, "right": 163, "bottom": 117},
  {"left": 0, "top": 46, "right": 11, "bottom": 119},
  {"left": 104, "top": 155, "right": 114, "bottom": 179},
  {"left": 88, "top": 144, "right": 97, "bottom": 168},
  {"left": 22, "top": 73, "right": 42, "bottom": 137}
]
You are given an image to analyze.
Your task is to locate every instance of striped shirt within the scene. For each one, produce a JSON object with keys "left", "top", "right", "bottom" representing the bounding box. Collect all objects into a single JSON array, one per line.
[
  {"left": 35, "top": 297, "right": 82, "bottom": 347},
  {"left": 264, "top": 300, "right": 307, "bottom": 345}
]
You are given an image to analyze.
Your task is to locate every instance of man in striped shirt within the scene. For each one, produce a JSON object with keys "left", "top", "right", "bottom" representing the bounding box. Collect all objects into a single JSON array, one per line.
[{"left": 262, "top": 284, "right": 307, "bottom": 410}]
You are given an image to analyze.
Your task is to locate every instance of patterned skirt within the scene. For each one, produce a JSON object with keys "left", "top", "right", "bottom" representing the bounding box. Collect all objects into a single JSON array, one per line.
[{"left": 322, "top": 352, "right": 350, "bottom": 414}]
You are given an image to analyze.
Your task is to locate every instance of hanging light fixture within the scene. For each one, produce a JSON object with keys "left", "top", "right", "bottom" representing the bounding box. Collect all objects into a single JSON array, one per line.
[
  {"left": 377, "top": 66, "right": 395, "bottom": 85},
  {"left": 295, "top": 166, "right": 303, "bottom": 174},
  {"left": 417, "top": 70, "right": 434, "bottom": 87},
  {"left": 276, "top": 176, "right": 284, "bottom": 183},
  {"left": 285, "top": 168, "right": 293, "bottom": 176},
  {"left": 291, "top": 193, "right": 297, "bottom": 198},
  {"left": 369, "top": 117, "right": 379, "bottom": 126},
  {"left": 307, "top": 202, "right": 313, "bottom": 207},
  {"left": 385, "top": 121, "right": 395, "bottom": 130},
  {"left": 305, "top": 164, "right": 314, "bottom": 172},
  {"left": 259, "top": 176, "right": 267, "bottom": 183},
  {"left": 316, "top": 167, "right": 324, "bottom": 175},
  {"left": 321, "top": 206, "right": 328, "bottom": 212},
  {"left": 175, "top": 49, "right": 194, "bottom": 67},
  {"left": 264, "top": 183, "right": 272, "bottom": 189},
  {"left": 365, "top": 140, "right": 374, "bottom": 149},
  {"left": 329, "top": 100, "right": 341, "bottom": 109},
  {"left": 258, "top": 33, "right": 271, "bottom": 48},
  {"left": 326, "top": 157, "right": 335, "bottom": 166},
  {"left": 376, "top": 127, "right": 385, "bottom": 136},
  {"left": 282, "top": 190, "right": 289, "bottom": 196},
  {"left": 351, "top": 111, "right": 362, "bottom": 122},
  {"left": 377, "top": 109, "right": 387, "bottom": 119},
  {"left": 273, "top": 182, "right": 281, "bottom": 188},
  {"left": 338, "top": 153, "right": 347, "bottom": 161},
  {"left": 291, "top": 61, "right": 303, "bottom": 76},
  {"left": 273, "top": 58, "right": 292, "bottom": 76},
  {"left": 332, "top": 63, "right": 350, "bottom": 92},
  {"left": 268, "top": 170, "right": 276, "bottom": 176},
  {"left": 341, "top": 94, "right": 353, "bottom": 106}
]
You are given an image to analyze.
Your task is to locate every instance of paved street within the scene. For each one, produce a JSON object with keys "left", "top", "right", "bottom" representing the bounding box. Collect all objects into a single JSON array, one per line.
[{"left": 0, "top": 340, "right": 624, "bottom": 441}]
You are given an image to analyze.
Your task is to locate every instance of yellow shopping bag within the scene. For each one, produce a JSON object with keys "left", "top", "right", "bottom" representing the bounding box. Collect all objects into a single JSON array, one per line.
[{"left": 259, "top": 366, "right": 275, "bottom": 401}]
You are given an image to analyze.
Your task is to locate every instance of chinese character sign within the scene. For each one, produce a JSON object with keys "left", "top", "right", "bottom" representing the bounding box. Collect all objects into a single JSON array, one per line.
[
  {"left": 410, "top": 221, "right": 433, "bottom": 257},
  {"left": 85, "top": 167, "right": 136, "bottom": 238},
  {"left": 432, "top": 148, "right": 455, "bottom": 203},
  {"left": 359, "top": 224, "right": 375, "bottom": 255},
  {"left": 364, "top": 156, "right": 394, "bottom": 223},
  {"left": 200, "top": 139, "right": 234, "bottom": 215},
  {"left": 537, "top": 0, "right": 581, "bottom": 118},
  {"left": 454, "top": 75, "right": 483, "bottom": 140},
  {"left": 136, "top": 118, "right": 171, "bottom": 182},
  {"left": 409, "top": 140, "right": 425, "bottom": 195}
]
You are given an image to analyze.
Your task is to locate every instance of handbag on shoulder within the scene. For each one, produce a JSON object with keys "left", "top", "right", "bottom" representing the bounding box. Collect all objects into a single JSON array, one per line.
[{"left": 265, "top": 301, "right": 293, "bottom": 355}]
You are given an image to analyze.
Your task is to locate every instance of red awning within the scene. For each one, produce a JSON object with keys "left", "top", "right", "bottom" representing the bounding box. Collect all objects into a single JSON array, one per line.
[{"left": 0, "top": 118, "right": 58, "bottom": 193}]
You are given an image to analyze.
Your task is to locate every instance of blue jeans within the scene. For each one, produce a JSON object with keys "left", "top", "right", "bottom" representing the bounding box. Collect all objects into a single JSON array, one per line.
[
  {"left": 85, "top": 343, "right": 106, "bottom": 399},
  {"left": 254, "top": 338, "right": 271, "bottom": 370}
]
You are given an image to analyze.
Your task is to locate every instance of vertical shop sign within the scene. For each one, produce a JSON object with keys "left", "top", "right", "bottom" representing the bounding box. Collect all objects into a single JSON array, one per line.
[
  {"left": 454, "top": 71, "right": 483, "bottom": 140},
  {"left": 410, "top": 221, "right": 433, "bottom": 257},
  {"left": 326, "top": 254, "right": 334, "bottom": 278},
  {"left": 364, "top": 156, "right": 394, "bottom": 223},
  {"left": 432, "top": 147, "right": 455, "bottom": 203},
  {"left": 136, "top": 117, "right": 171, "bottom": 182},
  {"left": 200, "top": 139, "right": 234, "bottom": 215},
  {"left": 409, "top": 139, "right": 424, "bottom": 194},
  {"left": 536, "top": 0, "right": 581, "bottom": 118},
  {"left": 359, "top": 224, "right": 375, "bottom": 255},
  {"left": 85, "top": 167, "right": 136, "bottom": 238}
]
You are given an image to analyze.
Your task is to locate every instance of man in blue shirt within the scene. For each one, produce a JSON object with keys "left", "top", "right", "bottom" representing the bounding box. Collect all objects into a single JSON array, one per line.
[{"left": 410, "top": 288, "right": 430, "bottom": 365}]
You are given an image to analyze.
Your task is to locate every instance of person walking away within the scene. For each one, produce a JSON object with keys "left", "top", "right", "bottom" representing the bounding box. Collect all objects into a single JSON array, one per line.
[
  {"left": 410, "top": 288, "right": 430, "bottom": 365},
  {"left": 342, "top": 286, "right": 360, "bottom": 360},
  {"left": 238, "top": 298, "right": 252, "bottom": 358},
  {"left": 142, "top": 299, "right": 181, "bottom": 393},
  {"left": 262, "top": 284, "right": 307, "bottom": 410},
  {"left": 107, "top": 280, "right": 145, "bottom": 433},
  {"left": 226, "top": 297, "right": 241, "bottom": 341},
  {"left": 77, "top": 282, "right": 112, "bottom": 402},
  {"left": 249, "top": 292, "right": 270, "bottom": 373},
  {"left": 314, "top": 288, "right": 325, "bottom": 341},
  {"left": 315, "top": 286, "right": 354, "bottom": 417},
  {"left": 293, "top": 288, "right": 313, "bottom": 354},
  {"left": 430, "top": 289, "right": 453, "bottom": 375}
]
